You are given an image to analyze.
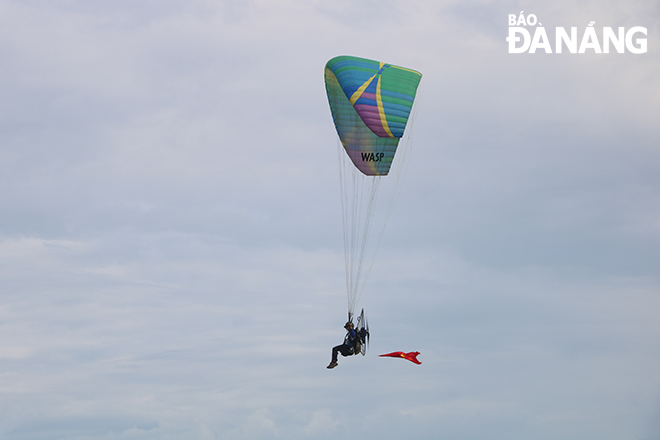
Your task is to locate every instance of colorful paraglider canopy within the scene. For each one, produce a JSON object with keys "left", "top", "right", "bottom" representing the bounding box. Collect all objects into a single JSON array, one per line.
[{"left": 325, "top": 55, "right": 422, "bottom": 176}]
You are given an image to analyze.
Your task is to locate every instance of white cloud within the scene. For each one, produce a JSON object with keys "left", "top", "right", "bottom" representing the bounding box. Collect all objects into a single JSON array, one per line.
[
  {"left": 0, "top": 346, "right": 32, "bottom": 360},
  {"left": 304, "top": 409, "right": 338, "bottom": 435}
]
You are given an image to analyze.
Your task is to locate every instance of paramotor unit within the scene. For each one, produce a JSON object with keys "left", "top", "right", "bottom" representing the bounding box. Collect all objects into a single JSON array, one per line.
[{"left": 352, "top": 308, "right": 370, "bottom": 355}]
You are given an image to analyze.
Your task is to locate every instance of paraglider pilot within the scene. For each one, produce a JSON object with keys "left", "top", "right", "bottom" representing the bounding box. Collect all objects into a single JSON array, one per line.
[{"left": 327, "top": 321, "right": 356, "bottom": 369}]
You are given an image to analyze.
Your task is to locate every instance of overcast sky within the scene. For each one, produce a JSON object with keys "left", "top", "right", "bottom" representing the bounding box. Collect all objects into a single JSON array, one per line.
[{"left": 1, "top": 0, "right": 659, "bottom": 439}]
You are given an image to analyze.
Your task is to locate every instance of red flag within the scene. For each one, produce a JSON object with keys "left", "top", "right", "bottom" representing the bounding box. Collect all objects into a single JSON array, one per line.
[{"left": 379, "top": 351, "right": 421, "bottom": 365}]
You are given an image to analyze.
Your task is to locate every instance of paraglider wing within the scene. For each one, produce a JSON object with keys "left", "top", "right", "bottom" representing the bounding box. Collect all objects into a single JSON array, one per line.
[
  {"left": 325, "top": 56, "right": 422, "bottom": 176},
  {"left": 379, "top": 351, "right": 422, "bottom": 365},
  {"left": 325, "top": 55, "right": 422, "bottom": 322},
  {"left": 325, "top": 55, "right": 422, "bottom": 319}
]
